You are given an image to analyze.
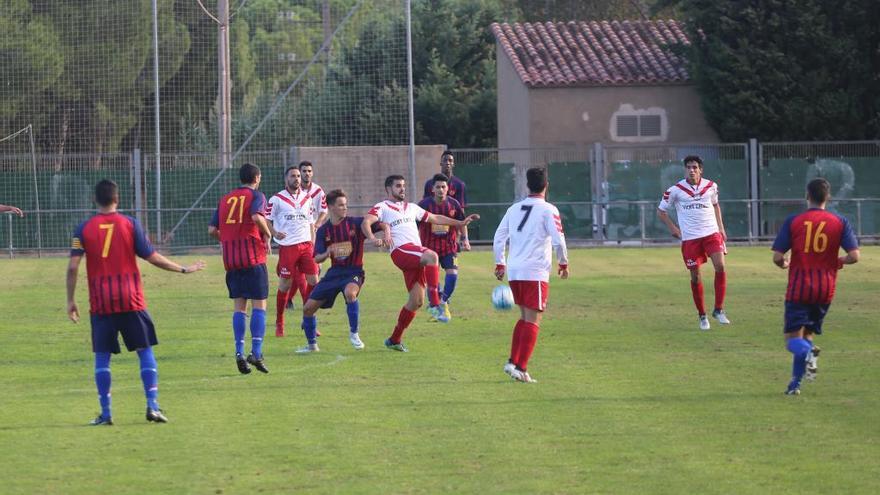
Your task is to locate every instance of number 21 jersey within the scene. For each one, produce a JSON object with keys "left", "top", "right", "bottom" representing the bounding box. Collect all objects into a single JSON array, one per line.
[{"left": 211, "top": 186, "right": 268, "bottom": 271}]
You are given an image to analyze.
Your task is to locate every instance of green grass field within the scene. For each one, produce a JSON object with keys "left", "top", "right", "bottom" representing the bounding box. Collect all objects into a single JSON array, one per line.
[{"left": 1, "top": 246, "right": 878, "bottom": 494}]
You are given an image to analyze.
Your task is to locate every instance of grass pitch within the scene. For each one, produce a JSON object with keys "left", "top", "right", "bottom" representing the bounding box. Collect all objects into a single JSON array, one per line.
[{"left": 1, "top": 246, "right": 878, "bottom": 494}]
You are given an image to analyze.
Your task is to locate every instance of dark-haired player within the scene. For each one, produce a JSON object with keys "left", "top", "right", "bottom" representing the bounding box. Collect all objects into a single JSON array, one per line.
[
  {"left": 363, "top": 175, "right": 478, "bottom": 352},
  {"left": 297, "top": 189, "right": 388, "bottom": 351},
  {"left": 772, "top": 178, "right": 860, "bottom": 395},
  {"left": 209, "top": 163, "right": 280, "bottom": 374},
  {"left": 418, "top": 173, "right": 469, "bottom": 321},
  {"left": 423, "top": 150, "right": 467, "bottom": 207},
  {"left": 493, "top": 167, "right": 568, "bottom": 383},
  {"left": 67, "top": 179, "right": 206, "bottom": 425},
  {"left": 658, "top": 155, "right": 730, "bottom": 330}
]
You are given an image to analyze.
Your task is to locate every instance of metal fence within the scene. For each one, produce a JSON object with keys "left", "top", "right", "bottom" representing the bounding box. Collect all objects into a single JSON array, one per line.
[{"left": 2, "top": 141, "right": 879, "bottom": 256}]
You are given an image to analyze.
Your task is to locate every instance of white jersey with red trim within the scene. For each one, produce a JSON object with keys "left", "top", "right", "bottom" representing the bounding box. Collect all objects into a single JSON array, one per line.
[
  {"left": 303, "top": 182, "right": 328, "bottom": 224},
  {"left": 658, "top": 178, "right": 720, "bottom": 241},
  {"left": 267, "top": 189, "right": 314, "bottom": 245},
  {"left": 493, "top": 195, "right": 569, "bottom": 282},
  {"left": 367, "top": 200, "right": 428, "bottom": 251}
]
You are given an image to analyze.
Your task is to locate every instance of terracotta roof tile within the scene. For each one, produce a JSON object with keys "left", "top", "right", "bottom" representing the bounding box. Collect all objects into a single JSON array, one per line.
[{"left": 491, "top": 19, "right": 691, "bottom": 88}]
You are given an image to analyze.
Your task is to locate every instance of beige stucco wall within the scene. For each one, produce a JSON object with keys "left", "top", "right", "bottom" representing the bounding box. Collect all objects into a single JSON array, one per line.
[
  {"left": 496, "top": 47, "right": 719, "bottom": 148},
  {"left": 497, "top": 41, "right": 531, "bottom": 150},
  {"left": 291, "top": 145, "right": 446, "bottom": 210},
  {"left": 528, "top": 85, "right": 718, "bottom": 147}
]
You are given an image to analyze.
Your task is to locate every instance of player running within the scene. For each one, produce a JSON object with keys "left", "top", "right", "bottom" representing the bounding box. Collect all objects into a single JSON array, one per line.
[
  {"left": 266, "top": 166, "right": 319, "bottom": 340},
  {"left": 657, "top": 155, "right": 730, "bottom": 330},
  {"left": 209, "top": 163, "right": 278, "bottom": 375},
  {"left": 418, "top": 173, "right": 469, "bottom": 322},
  {"left": 362, "top": 175, "right": 479, "bottom": 352},
  {"left": 493, "top": 167, "right": 568, "bottom": 383},
  {"left": 67, "top": 179, "right": 206, "bottom": 425},
  {"left": 772, "top": 178, "right": 860, "bottom": 395},
  {"left": 296, "top": 189, "right": 389, "bottom": 352}
]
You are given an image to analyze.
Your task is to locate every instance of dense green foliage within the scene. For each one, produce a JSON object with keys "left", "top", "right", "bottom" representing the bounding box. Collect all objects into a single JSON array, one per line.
[
  {"left": 1, "top": 247, "right": 879, "bottom": 493},
  {"left": 660, "top": 0, "right": 880, "bottom": 140}
]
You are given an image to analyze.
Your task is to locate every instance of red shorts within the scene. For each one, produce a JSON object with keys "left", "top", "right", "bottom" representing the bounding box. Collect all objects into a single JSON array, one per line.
[
  {"left": 277, "top": 242, "right": 318, "bottom": 278},
  {"left": 681, "top": 232, "right": 725, "bottom": 270},
  {"left": 390, "top": 243, "right": 429, "bottom": 291},
  {"left": 509, "top": 280, "right": 550, "bottom": 311}
]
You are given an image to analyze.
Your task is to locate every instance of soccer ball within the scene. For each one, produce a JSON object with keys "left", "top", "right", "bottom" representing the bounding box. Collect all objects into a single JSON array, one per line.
[{"left": 492, "top": 284, "right": 514, "bottom": 310}]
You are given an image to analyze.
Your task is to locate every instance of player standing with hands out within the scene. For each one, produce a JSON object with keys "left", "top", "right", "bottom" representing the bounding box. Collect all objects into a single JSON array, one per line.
[
  {"left": 772, "top": 178, "right": 859, "bottom": 395},
  {"left": 657, "top": 155, "right": 730, "bottom": 331},
  {"left": 493, "top": 167, "right": 568, "bottom": 383},
  {"left": 68, "top": 179, "right": 206, "bottom": 425}
]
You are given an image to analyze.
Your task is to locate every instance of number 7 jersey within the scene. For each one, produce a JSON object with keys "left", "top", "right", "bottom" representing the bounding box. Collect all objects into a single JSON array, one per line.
[
  {"left": 493, "top": 195, "right": 569, "bottom": 282},
  {"left": 772, "top": 208, "right": 858, "bottom": 304}
]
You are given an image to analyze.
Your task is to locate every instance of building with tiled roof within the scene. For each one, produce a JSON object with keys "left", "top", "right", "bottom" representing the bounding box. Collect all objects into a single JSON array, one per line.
[{"left": 491, "top": 20, "right": 718, "bottom": 148}]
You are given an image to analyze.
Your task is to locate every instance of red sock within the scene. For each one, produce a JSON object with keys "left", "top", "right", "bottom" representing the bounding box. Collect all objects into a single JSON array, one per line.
[
  {"left": 390, "top": 307, "right": 416, "bottom": 343},
  {"left": 516, "top": 321, "right": 540, "bottom": 371},
  {"left": 425, "top": 264, "right": 440, "bottom": 306},
  {"left": 302, "top": 283, "right": 314, "bottom": 302},
  {"left": 690, "top": 280, "right": 706, "bottom": 315},
  {"left": 714, "top": 271, "right": 726, "bottom": 311},
  {"left": 286, "top": 285, "right": 298, "bottom": 307},
  {"left": 510, "top": 320, "right": 526, "bottom": 365},
  {"left": 275, "top": 290, "right": 288, "bottom": 326}
]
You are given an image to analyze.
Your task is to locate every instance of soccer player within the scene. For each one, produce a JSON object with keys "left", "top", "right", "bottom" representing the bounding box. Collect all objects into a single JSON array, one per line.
[
  {"left": 657, "top": 155, "right": 730, "bottom": 330},
  {"left": 266, "top": 166, "right": 319, "bottom": 345},
  {"left": 362, "top": 175, "right": 479, "bottom": 351},
  {"left": 67, "top": 179, "right": 206, "bottom": 425},
  {"left": 209, "top": 163, "right": 278, "bottom": 375},
  {"left": 772, "top": 178, "right": 860, "bottom": 395},
  {"left": 493, "top": 167, "right": 568, "bottom": 383},
  {"left": 424, "top": 150, "right": 467, "bottom": 207},
  {"left": 418, "top": 173, "right": 470, "bottom": 321},
  {"left": 298, "top": 189, "right": 389, "bottom": 351},
  {"left": 0, "top": 203, "right": 24, "bottom": 217},
  {"left": 283, "top": 160, "right": 329, "bottom": 314}
]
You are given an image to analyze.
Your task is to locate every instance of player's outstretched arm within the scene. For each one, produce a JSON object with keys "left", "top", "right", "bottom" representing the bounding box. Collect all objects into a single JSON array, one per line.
[
  {"left": 0, "top": 204, "right": 24, "bottom": 217},
  {"left": 66, "top": 255, "right": 83, "bottom": 323},
  {"left": 426, "top": 212, "right": 480, "bottom": 227},
  {"left": 657, "top": 209, "right": 681, "bottom": 239},
  {"left": 839, "top": 248, "right": 860, "bottom": 268},
  {"left": 146, "top": 252, "right": 206, "bottom": 274},
  {"left": 362, "top": 213, "right": 383, "bottom": 247}
]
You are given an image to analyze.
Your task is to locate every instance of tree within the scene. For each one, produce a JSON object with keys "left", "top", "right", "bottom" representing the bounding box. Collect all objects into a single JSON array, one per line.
[{"left": 659, "top": 0, "right": 880, "bottom": 141}]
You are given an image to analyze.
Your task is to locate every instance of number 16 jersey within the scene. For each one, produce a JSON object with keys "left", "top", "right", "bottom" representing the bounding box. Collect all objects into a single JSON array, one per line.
[
  {"left": 493, "top": 195, "right": 568, "bottom": 282},
  {"left": 772, "top": 208, "right": 858, "bottom": 304}
]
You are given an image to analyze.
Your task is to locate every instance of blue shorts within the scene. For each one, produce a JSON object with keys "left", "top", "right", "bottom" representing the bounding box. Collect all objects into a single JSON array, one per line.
[
  {"left": 226, "top": 263, "right": 269, "bottom": 300},
  {"left": 91, "top": 310, "right": 158, "bottom": 354},
  {"left": 439, "top": 253, "right": 458, "bottom": 270},
  {"left": 308, "top": 268, "right": 365, "bottom": 309},
  {"left": 784, "top": 301, "right": 831, "bottom": 335}
]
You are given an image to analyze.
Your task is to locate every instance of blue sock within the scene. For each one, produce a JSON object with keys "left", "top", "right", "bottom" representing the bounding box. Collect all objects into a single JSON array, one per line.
[
  {"left": 251, "top": 308, "right": 266, "bottom": 358},
  {"left": 233, "top": 311, "right": 246, "bottom": 356},
  {"left": 302, "top": 315, "right": 318, "bottom": 345},
  {"left": 442, "top": 273, "right": 458, "bottom": 302},
  {"left": 137, "top": 348, "right": 159, "bottom": 411},
  {"left": 346, "top": 300, "right": 360, "bottom": 333},
  {"left": 94, "top": 352, "right": 112, "bottom": 419},
  {"left": 786, "top": 338, "right": 812, "bottom": 385}
]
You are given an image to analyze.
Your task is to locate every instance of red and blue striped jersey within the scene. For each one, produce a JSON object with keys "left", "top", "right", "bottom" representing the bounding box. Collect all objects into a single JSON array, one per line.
[
  {"left": 71, "top": 213, "right": 155, "bottom": 315},
  {"left": 417, "top": 196, "right": 464, "bottom": 256},
  {"left": 211, "top": 186, "right": 268, "bottom": 271},
  {"left": 424, "top": 176, "right": 467, "bottom": 207},
  {"left": 772, "top": 208, "right": 858, "bottom": 304},
  {"left": 314, "top": 216, "right": 368, "bottom": 271}
]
